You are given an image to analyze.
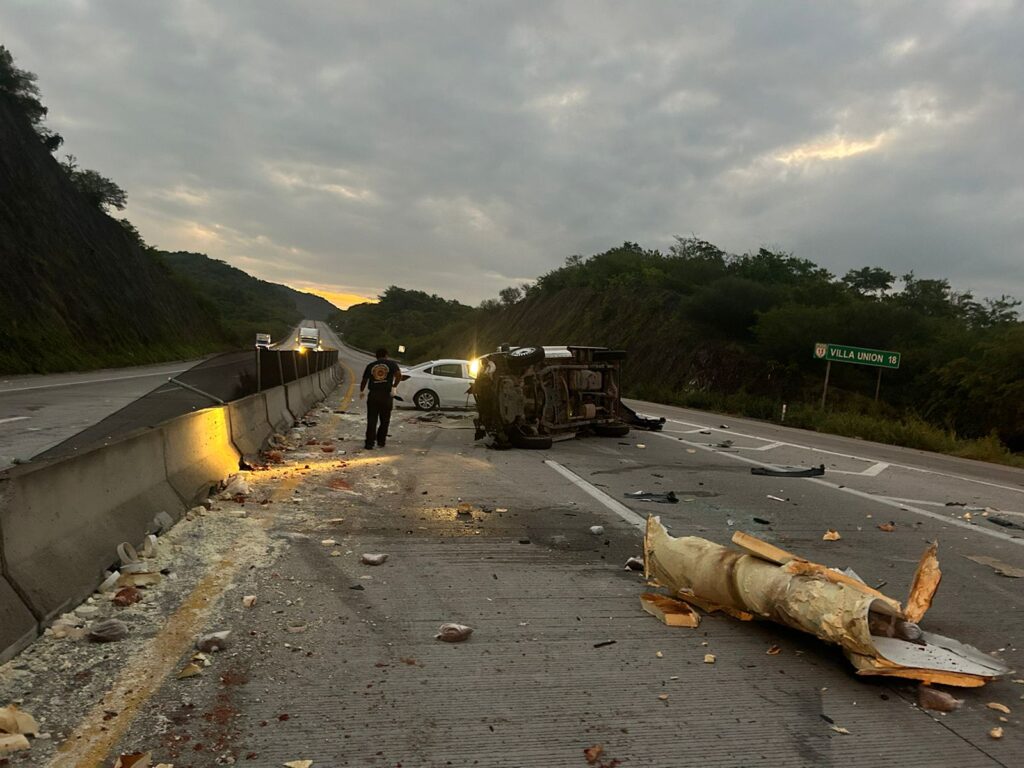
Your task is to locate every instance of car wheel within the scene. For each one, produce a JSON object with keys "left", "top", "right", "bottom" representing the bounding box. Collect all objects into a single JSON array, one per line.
[
  {"left": 414, "top": 389, "right": 439, "bottom": 410},
  {"left": 507, "top": 346, "right": 545, "bottom": 371},
  {"left": 509, "top": 425, "right": 552, "bottom": 449},
  {"left": 593, "top": 422, "right": 630, "bottom": 437}
]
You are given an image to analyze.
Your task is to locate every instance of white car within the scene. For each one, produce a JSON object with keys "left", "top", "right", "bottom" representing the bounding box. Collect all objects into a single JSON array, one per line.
[{"left": 396, "top": 359, "right": 476, "bottom": 410}]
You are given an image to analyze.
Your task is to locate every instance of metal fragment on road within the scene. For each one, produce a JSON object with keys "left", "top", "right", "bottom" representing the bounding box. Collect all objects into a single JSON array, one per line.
[
  {"left": 623, "top": 490, "right": 679, "bottom": 504},
  {"left": 751, "top": 464, "right": 825, "bottom": 478}
]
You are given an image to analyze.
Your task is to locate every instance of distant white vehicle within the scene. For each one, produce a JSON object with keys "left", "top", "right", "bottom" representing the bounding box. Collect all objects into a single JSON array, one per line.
[
  {"left": 297, "top": 326, "right": 320, "bottom": 351},
  {"left": 255, "top": 333, "right": 272, "bottom": 349},
  {"left": 396, "top": 359, "right": 476, "bottom": 410}
]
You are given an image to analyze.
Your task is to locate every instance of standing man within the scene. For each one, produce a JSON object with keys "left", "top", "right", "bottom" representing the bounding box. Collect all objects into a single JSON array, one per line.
[{"left": 359, "top": 348, "right": 402, "bottom": 450}]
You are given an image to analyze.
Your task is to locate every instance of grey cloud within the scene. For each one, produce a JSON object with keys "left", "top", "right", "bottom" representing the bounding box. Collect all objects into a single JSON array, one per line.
[{"left": 1, "top": 0, "right": 1021, "bottom": 304}]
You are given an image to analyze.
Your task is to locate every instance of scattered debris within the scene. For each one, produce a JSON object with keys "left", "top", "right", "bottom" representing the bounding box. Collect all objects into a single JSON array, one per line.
[
  {"left": 965, "top": 555, "right": 1024, "bottom": 578},
  {"left": 112, "top": 753, "right": 152, "bottom": 768},
  {"left": 655, "top": 651, "right": 663, "bottom": 658},
  {"left": 822, "top": 529, "right": 841, "bottom": 541},
  {"left": 636, "top": 444, "right": 646, "bottom": 449},
  {"left": 766, "top": 495, "right": 786, "bottom": 503},
  {"left": 767, "top": 645, "right": 782, "bottom": 655},
  {"left": 623, "top": 490, "right": 679, "bottom": 504},
  {"left": 584, "top": 745, "right": 604, "bottom": 764},
  {"left": 642, "top": 517, "right": 1011, "bottom": 685},
  {"left": 0, "top": 705, "right": 38, "bottom": 745},
  {"left": 593, "top": 640, "right": 617, "bottom": 648},
  {"left": 243, "top": 594, "right": 257, "bottom": 608},
  {"left": 152, "top": 510, "right": 175, "bottom": 533},
  {"left": 177, "top": 662, "right": 203, "bottom": 680},
  {"left": 877, "top": 522, "right": 896, "bottom": 532},
  {"left": 715, "top": 440, "right": 733, "bottom": 449},
  {"left": 751, "top": 464, "right": 825, "bottom": 478},
  {"left": 657, "top": 693, "right": 669, "bottom": 700},
  {"left": 321, "top": 539, "right": 337, "bottom": 547},
  {"left": 988, "top": 514, "right": 1024, "bottom": 531},
  {"left": 989, "top": 726, "right": 1004, "bottom": 739},
  {"left": 917, "top": 685, "right": 962, "bottom": 712},
  {"left": 703, "top": 654, "right": 716, "bottom": 664},
  {"left": 589, "top": 526, "right": 605, "bottom": 535},
  {"left": 640, "top": 593, "right": 700, "bottom": 627},
  {"left": 360, "top": 553, "right": 389, "bottom": 566},
  {"left": 87, "top": 619, "right": 129, "bottom": 643},
  {"left": 98, "top": 570, "right": 122, "bottom": 593},
  {"left": 905, "top": 543, "right": 941, "bottom": 623},
  {"left": 220, "top": 474, "right": 251, "bottom": 499},
  {"left": 830, "top": 726, "right": 850, "bottom": 735},
  {"left": 987, "top": 702, "right": 1011, "bottom": 714},
  {"left": 753, "top": 517, "right": 772, "bottom": 525},
  {"left": 623, "top": 556, "right": 644, "bottom": 571},
  {"left": 283, "top": 761, "right": 314, "bottom": 768},
  {"left": 196, "top": 630, "right": 232, "bottom": 653},
  {"left": 435, "top": 623, "right": 473, "bottom": 642}
]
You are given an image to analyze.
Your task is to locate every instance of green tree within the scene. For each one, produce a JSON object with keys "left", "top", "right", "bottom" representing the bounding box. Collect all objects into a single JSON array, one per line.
[
  {"left": 0, "top": 45, "right": 63, "bottom": 151},
  {"left": 59, "top": 155, "right": 128, "bottom": 211},
  {"left": 842, "top": 266, "right": 895, "bottom": 296}
]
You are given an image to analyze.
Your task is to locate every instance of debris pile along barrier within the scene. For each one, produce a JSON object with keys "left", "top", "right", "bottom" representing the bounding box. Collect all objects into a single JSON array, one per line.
[{"left": 0, "top": 364, "right": 340, "bottom": 663}]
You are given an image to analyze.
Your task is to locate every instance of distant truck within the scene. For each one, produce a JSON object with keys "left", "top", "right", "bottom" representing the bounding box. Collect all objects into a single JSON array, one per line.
[
  {"left": 297, "top": 326, "right": 321, "bottom": 351},
  {"left": 255, "top": 333, "right": 272, "bottom": 349}
]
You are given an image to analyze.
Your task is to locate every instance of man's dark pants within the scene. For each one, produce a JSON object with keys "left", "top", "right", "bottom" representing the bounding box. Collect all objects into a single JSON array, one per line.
[{"left": 365, "top": 391, "right": 393, "bottom": 448}]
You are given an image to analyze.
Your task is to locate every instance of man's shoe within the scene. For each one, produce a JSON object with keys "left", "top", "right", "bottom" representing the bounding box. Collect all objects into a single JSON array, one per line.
[
  {"left": 364, "top": 443, "right": 374, "bottom": 450},
  {"left": 378, "top": 441, "right": 386, "bottom": 447}
]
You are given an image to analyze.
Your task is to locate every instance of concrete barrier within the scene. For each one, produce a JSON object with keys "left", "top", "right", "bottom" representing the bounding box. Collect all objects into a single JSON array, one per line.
[
  {"left": 163, "top": 407, "right": 240, "bottom": 505},
  {"left": 285, "top": 380, "right": 308, "bottom": 421},
  {"left": 265, "top": 386, "right": 295, "bottom": 432},
  {"left": 0, "top": 427, "right": 182, "bottom": 622},
  {"left": 0, "top": 575, "right": 36, "bottom": 664},
  {"left": 227, "top": 393, "right": 272, "bottom": 457}
]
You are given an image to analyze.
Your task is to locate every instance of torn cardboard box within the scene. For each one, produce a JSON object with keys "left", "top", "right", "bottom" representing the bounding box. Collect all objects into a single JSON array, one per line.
[{"left": 643, "top": 516, "right": 1010, "bottom": 687}]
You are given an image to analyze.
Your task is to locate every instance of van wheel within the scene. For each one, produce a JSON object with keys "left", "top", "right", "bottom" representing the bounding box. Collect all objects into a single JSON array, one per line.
[
  {"left": 509, "top": 426, "right": 552, "bottom": 449},
  {"left": 414, "top": 389, "right": 439, "bottom": 410},
  {"left": 507, "top": 346, "right": 545, "bottom": 371}
]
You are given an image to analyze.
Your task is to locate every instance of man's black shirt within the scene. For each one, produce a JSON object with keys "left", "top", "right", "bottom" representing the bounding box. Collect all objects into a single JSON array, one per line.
[{"left": 361, "top": 359, "right": 402, "bottom": 393}]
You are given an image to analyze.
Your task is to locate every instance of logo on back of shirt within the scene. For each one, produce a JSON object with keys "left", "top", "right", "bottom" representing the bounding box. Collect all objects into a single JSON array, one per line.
[{"left": 370, "top": 363, "right": 390, "bottom": 383}]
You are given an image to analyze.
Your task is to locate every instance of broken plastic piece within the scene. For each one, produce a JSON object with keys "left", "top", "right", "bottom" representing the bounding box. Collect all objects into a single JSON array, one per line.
[
  {"left": 751, "top": 464, "right": 825, "bottom": 477},
  {"left": 822, "top": 529, "right": 841, "bottom": 541},
  {"left": 906, "top": 543, "right": 941, "bottom": 623},
  {"left": 703, "top": 653, "right": 716, "bottom": 664},
  {"left": 435, "top": 623, "right": 473, "bottom": 642},
  {"left": 986, "top": 702, "right": 1011, "bottom": 714},
  {"left": 624, "top": 490, "right": 679, "bottom": 504},
  {"left": 989, "top": 727, "right": 1004, "bottom": 739}
]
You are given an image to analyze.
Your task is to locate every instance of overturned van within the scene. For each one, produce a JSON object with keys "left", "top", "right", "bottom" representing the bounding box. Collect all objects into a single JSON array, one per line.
[{"left": 470, "top": 345, "right": 665, "bottom": 449}]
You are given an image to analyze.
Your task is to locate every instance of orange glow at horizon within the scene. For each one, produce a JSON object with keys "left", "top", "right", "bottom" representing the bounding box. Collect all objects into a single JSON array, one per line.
[{"left": 289, "top": 285, "right": 378, "bottom": 310}]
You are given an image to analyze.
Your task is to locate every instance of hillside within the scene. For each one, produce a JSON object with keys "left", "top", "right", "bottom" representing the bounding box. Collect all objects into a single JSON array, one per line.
[
  {"left": 333, "top": 242, "right": 1023, "bottom": 461},
  {"left": 161, "top": 251, "right": 337, "bottom": 344},
  {"left": 0, "top": 89, "right": 232, "bottom": 374}
]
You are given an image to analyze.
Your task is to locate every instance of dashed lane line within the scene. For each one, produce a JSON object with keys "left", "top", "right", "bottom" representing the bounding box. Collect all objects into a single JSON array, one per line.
[
  {"left": 659, "top": 417, "right": 1024, "bottom": 495},
  {"left": 544, "top": 459, "right": 646, "bottom": 530},
  {"left": 651, "top": 431, "right": 1024, "bottom": 548}
]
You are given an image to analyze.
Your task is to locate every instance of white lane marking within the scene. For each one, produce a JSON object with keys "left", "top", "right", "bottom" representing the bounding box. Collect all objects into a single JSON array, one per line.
[
  {"left": 0, "top": 416, "right": 30, "bottom": 425},
  {"left": 652, "top": 431, "right": 1024, "bottom": 548},
  {"left": 660, "top": 417, "right": 1024, "bottom": 496},
  {"left": 0, "top": 369, "right": 190, "bottom": 394},
  {"left": 830, "top": 461, "right": 891, "bottom": 477},
  {"left": 544, "top": 459, "right": 646, "bottom": 530}
]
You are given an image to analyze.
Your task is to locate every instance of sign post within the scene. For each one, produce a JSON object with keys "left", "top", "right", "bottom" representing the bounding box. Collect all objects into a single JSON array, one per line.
[{"left": 814, "top": 342, "right": 900, "bottom": 409}]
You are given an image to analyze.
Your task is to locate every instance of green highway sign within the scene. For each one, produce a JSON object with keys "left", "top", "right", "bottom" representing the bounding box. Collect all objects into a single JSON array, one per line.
[{"left": 814, "top": 342, "right": 900, "bottom": 369}]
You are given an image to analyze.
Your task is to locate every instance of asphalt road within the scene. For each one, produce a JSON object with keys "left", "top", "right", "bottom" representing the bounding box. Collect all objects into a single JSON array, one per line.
[
  {"left": 0, "top": 359, "right": 197, "bottom": 469},
  {"left": 1, "top": 343, "right": 1021, "bottom": 766}
]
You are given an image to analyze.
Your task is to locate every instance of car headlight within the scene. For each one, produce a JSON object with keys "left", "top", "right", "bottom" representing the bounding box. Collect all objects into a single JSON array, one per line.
[{"left": 468, "top": 358, "right": 480, "bottom": 378}]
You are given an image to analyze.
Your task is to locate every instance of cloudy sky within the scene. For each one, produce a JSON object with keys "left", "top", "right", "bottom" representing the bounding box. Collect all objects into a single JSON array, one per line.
[{"left": 3, "top": 0, "right": 1022, "bottom": 308}]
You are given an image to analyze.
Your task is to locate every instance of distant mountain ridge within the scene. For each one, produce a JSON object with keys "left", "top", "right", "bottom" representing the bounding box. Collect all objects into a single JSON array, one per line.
[{"left": 161, "top": 251, "right": 338, "bottom": 344}]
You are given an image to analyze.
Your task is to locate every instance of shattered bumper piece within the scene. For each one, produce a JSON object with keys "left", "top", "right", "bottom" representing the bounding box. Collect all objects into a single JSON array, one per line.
[
  {"left": 750, "top": 464, "right": 825, "bottom": 477},
  {"left": 642, "top": 516, "right": 1010, "bottom": 687}
]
